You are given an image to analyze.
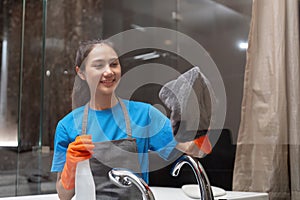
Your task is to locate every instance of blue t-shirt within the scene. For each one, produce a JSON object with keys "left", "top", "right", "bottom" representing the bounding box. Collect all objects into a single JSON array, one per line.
[{"left": 51, "top": 100, "right": 177, "bottom": 183}]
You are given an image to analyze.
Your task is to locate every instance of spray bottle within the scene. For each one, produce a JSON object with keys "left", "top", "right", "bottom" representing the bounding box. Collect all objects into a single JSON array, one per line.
[{"left": 75, "top": 160, "right": 96, "bottom": 200}]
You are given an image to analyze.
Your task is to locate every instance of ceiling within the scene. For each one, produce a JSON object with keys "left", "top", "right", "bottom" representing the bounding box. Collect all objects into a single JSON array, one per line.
[{"left": 212, "top": 0, "right": 252, "bottom": 17}]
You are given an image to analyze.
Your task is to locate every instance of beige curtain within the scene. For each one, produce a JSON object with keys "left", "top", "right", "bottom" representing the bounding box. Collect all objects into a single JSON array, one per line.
[{"left": 233, "top": 0, "right": 300, "bottom": 199}]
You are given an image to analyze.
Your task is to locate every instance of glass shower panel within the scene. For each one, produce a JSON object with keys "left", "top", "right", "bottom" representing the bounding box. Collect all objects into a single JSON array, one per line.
[
  {"left": 15, "top": 0, "right": 47, "bottom": 196},
  {"left": 2, "top": 0, "right": 61, "bottom": 197},
  {"left": 0, "top": 0, "right": 48, "bottom": 197}
]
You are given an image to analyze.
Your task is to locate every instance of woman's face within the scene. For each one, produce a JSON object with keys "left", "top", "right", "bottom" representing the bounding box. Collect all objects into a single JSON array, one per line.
[{"left": 82, "top": 44, "right": 121, "bottom": 98}]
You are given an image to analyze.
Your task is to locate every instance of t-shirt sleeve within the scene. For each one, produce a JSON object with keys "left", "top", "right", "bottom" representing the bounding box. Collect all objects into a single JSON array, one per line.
[
  {"left": 148, "top": 105, "right": 178, "bottom": 160},
  {"left": 51, "top": 121, "right": 70, "bottom": 172}
]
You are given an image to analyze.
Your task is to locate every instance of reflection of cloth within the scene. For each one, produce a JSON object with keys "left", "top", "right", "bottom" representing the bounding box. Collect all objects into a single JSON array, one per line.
[
  {"left": 51, "top": 100, "right": 177, "bottom": 183},
  {"left": 159, "top": 66, "right": 213, "bottom": 138},
  {"left": 81, "top": 100, "right": 141, "bottom": 200}
]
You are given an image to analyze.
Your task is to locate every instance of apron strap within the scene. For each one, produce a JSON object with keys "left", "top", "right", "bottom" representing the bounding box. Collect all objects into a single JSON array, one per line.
[
  {"left": 118, "top": 97, "right": 132, "bottom": 139},
  {"left": 82, "top": 104, "right": 89, "bottom": 135},
  {"left": 81, "top": 97, "right": 132, "bottom": 138}
]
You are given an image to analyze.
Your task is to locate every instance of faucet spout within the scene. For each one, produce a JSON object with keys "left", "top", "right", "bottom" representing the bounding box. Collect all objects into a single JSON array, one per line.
[
  {"left": 171, "top": 155, "right": 214, "bottom": 200},
  {"left": 108, "top": 168, "right": 155, "bottom": 200}
]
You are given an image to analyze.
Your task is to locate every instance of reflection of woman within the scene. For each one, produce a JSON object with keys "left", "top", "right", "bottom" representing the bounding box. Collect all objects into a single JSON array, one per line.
[{"left": 51, "top": 40, "right": 211, "bottom": 200}]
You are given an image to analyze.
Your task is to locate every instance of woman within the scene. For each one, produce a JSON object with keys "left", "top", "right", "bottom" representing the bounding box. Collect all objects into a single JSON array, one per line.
[{"left": 51, "top": 40, "right": 211, "bottom": 200}]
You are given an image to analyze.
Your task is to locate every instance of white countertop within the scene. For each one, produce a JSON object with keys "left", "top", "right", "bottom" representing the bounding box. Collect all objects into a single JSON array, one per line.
[
  {"left": 151, "top": 187, "right": 268, "bottom": 200},
  {"left": 215, "top": 191, "right": 268, "bottom": 200},
  {"left": 0, "top": 187, "right": 269, "bottom": 200}
]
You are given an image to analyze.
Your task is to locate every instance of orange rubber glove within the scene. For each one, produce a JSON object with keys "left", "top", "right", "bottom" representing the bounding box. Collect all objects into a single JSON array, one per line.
[
  {"left": 61, "top": 135, "right": 95, "bottom": 190},
  {"left": 194, "top": 135, "right": 212, "bottom": 154}
]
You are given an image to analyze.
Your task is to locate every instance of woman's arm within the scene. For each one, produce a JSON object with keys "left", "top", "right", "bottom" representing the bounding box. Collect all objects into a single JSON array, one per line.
[{"left": 56, "top": 172, "right": 75, "bottom": 200}]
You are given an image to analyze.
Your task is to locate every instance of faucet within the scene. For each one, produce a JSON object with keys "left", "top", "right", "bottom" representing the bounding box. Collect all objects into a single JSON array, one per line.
[
  {"left": 171, "top": 155, "right": 214, "bottom": 200},
  {"left": 108, "top": 168, "right": 155, "bottom": 200}
]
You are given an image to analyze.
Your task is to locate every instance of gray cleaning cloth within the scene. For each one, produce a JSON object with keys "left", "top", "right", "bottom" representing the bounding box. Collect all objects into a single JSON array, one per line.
[{"left": 159, "top": 66, "right": 215, "bottom": 142}]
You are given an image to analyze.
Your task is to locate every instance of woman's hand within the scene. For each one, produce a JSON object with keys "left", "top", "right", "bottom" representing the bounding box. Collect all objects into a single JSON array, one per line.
[
  {"left": 175, "top": 135, "right": 212, "bottom": 158},
  {"left": 61, "top": 135, "right": 95, "bottom": 190}
]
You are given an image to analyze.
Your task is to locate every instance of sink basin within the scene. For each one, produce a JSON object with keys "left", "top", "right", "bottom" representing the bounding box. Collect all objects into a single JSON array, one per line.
[
  {"left": 181, "top": 184, "right": 226, "bottom": 198},
  {"left": 0, "top": 187, "right": 269, "bottom": 200}
]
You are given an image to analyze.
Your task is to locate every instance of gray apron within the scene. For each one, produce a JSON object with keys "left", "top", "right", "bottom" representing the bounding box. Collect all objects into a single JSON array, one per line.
[{"left": 81, "top": 98, "right": 142, "bottom": 200}]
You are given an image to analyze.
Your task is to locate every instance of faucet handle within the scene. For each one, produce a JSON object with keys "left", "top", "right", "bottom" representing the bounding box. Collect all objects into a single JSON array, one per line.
[
  {"left": 108, "top": 169, "right": 132, "bottom": 187},
  {"left": 108, "top": 168, "right": 155, "bottom": 200}
]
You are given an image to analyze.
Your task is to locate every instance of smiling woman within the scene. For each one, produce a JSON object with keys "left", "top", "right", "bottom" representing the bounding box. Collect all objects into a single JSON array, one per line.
[
  {"left": 51, "top": 39, "right": 180, "bottom": 200},
  {"left": 51, "top": 39, "right": 212, "bottom": 200}
]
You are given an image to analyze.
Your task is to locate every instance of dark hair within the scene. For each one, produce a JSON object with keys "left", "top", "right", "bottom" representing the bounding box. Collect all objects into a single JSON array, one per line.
[
  {"left": 74, "top": 39, "right": 116, "bottom": 70},
  {"left": 71, "top": 39, "right": 118, "bottom": 109}
]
